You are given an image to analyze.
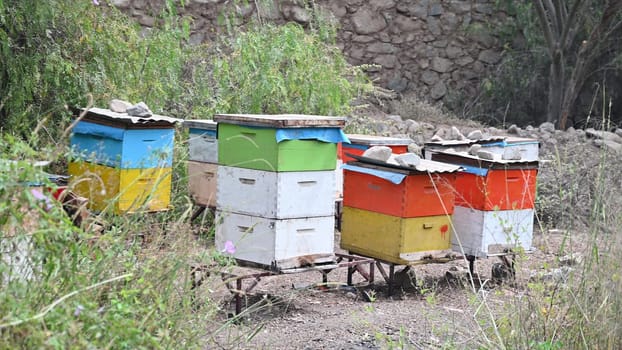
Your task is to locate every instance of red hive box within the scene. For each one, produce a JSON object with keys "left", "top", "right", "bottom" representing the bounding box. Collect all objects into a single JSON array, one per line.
[
  {"left": 342, "top": 134, "right": 411, "bottom": 163},
  {"left": 343, "top": 161, "right": 460, "bottom": 218},
  {"left": 431, "top": 152, "right": 538, "bottom": 211}
]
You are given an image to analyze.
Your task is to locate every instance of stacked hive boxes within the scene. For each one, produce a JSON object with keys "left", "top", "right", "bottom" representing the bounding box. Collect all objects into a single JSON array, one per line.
[
  {"left": 431, "top": 151, "right": 538, "bottom": 257},
  {"left": 213, "top": 114, "right": 348, "bottom": 271},
  {"left": 184, "top": 120, "right": 218, "bottom": 207},
  {"left": 340, "top": 159, "right": 462, "bottom": 265},
  {"left": 68, "top": 108, "right": 179, "bottom": 213}
]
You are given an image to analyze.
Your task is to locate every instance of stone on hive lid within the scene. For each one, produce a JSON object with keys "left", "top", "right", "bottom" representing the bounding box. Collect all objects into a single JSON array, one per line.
[
  {"left": 477, "top": 150, "right": 495, "bottom": 160},
  {"left": 126, "top": 101, "right": 153, "bottom": 117},
  {"left": 395, "top": 153, "right": 421, "bottom": 167},
  {"left": 362, "top": 146, "right": 392, "bottom": 162},
  {"left": 109, "top": 99, "right": 133, "bottom": 113},
  {"left": 468, "top": 144, "right": 482, "bottom": 156}
]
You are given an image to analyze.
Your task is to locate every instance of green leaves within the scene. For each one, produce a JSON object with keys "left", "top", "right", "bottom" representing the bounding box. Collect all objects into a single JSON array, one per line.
[{"left": 213, "top": 22, "right": 371, "bottom": 116}]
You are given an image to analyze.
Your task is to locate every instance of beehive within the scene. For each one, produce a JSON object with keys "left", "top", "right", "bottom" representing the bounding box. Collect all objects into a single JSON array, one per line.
[
  {"left": 214, "top": 114, "right": 346, "bottom": 172},
  {"left": 430, "top": 151, "right": 538, "bottom": 257},
  {"left": 431, "top": 151, "right": 538, "bottom": 211},
  {"left": 68, "top": 161, "right": 172, "bottom": 213},
  {"left": 213, "top": 114, "right": 347, "bottom": 270},
  {"left": 217, "top": 166, "right": 335, "bottom": 219},
  {"left": 341, "top": 207, "right": 453, "bottom": 265},
  {"left": 69, "top": 108, "right": 179, "bottom": 213},
  {"left": 451, "top": 206, "right": 534, "bottom": 257},
  {"left": 187, "top": 161, "right": 218, "bottom": 207},
  {"left": 185, "top": 119, "right": 218, "bottom": 164},
  {"left": 343, "top": 162, "right": 457, "bottom": 217},
  {"left": 215, "top": 210, "right": 335, "bottom": 270},
  {"left": 340, "top": 159, "right": 462, "bottom": 264}
]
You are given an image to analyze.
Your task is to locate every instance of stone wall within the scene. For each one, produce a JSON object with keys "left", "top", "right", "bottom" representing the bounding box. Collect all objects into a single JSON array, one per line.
[{"left": 111, "top": 0, "right": 507, "bottom": 103}]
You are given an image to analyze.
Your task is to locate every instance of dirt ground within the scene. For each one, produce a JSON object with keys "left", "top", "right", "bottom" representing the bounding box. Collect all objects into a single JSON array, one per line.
[{"left": 201, "top": 226, "right": 577, "bottom": 350}]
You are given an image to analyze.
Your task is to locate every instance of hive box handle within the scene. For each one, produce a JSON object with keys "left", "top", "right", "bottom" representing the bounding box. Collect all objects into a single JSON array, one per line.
[
  {"left": 297, "top": 181, "right": 317, "bottom": 187},
  {"left": 422, "top": 223, "right": 433, "bottom": 229},
  {"left": 238, "top": 178, "right": 256, "bottom": 185},
  {"left": 296, "top": 228, "right": 315, "bottom": 234},
  {"left": 237, "top": 225, "right": 253, "bottom": 233}
]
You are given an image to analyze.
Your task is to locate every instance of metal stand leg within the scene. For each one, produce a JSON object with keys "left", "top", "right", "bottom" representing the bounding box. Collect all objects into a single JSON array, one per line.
[
  {"left": 190, "top": 206, "right": 206, "bottom": 222},
  {"left": 388, "top": 264, "right": 395, "bottom": 296},
  {"left": 235, "top": 278, "right": 243, "bottom": 316}
]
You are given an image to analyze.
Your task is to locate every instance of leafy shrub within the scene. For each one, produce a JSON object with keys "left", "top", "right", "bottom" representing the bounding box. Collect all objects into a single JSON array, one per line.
[
  {"left": 0, "top": 1, "right": 193, "bottom": 142},
  {"left": 212, "top": 22, "right": 372, "bottom": 115}
]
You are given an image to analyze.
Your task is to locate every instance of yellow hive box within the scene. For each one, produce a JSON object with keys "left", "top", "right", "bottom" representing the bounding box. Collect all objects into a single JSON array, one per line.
[
  {"left": 341, "top": 206, "right": 453, "bottom": 265},
  {"left": 68, "top": 161, "right": 172, "bottom": 214}
]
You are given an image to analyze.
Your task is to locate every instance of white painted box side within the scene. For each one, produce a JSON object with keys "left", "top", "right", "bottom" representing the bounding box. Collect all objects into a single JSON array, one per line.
[
  {"left": 215, "top": 211, "right": 335, "bottom": 269},
  {"left": 217, "top": 166, "right": 335, "bottom": 219},
  {"left": 451, "top": 206, "right": 534, "bottom": 258},
  {"left": 188, "top": 131, "right": 218, "bottom": 163},
  {"left": 1, "top": 235, "right": 36, "bottom": 284}
]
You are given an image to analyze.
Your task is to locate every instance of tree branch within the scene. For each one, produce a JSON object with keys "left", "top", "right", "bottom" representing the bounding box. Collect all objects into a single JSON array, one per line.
[
  {"left": 535, "top": 0, "right": 557, "bottom": 57},
  {"left": 561, "top": 0, "right": 587, "bottom": 51}
]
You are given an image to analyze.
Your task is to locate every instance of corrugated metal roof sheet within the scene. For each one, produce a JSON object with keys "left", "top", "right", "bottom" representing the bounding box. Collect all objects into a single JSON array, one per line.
[
  {"left": 348, "top": 155, "right": 463, "bottom": 174},
  {"left": 81, "top": 107, "right": 182, "bottom": 126},
  {"left": 423, "top": 136, "right": 506, "bottom": 147},
  {"left": 346, "top": 134, "right": 413, "bottom": 146},
  {"left": 430, "top": 150, "right": 539, "bottom": 169}
]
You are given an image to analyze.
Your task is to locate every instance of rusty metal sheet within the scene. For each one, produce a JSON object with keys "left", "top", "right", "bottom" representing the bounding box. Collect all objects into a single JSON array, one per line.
[{"left": 213, "top": 113, "right": 346, "bottom": 128}]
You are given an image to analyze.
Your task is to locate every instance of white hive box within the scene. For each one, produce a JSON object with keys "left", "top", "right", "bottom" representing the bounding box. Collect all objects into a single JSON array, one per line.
[
  {"left": 217, "top": 166, "right": 335, "bottom": 219},
  {"left": 187, "top": 161, "right": 218, "bottom": 207},
  {"left": 185, "top": 120, "right": 218, "bottom": 164},
  {"left": 451, "top": 206, "right": 534, "bottom": 258},
  {"left": 215, "top": 210, "right": 335, "bottom": 270}
]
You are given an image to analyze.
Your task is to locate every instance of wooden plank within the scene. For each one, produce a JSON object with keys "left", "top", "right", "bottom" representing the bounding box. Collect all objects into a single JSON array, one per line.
[{"left": 213, "top": 113, "right": 346, "bottom": 128}]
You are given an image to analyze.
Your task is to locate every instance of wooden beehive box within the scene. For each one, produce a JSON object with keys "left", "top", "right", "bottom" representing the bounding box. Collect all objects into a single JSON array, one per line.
[
  {"left": 68, "top": 108, "right": 179, "bottom": 213},
  {"left": 214, "top": 114, "right": 347, "bottom": 172},
  {"left": 70, "top": 108, "right": 178, "bottom": 169},
  {"left": 343, "top": 161, "right": 460, "bottom": 218},
  {"left": 217, "top": 165, "right": 335, "bottom": 219},
  {"left": 451, "top": 206, "right": 534, "bottom": 257},
  {"left": 215, "top": 210, "right": 335, "bottom": 270},
  {"left": 187, "top": 161, "right": 218, "bottom": 207},
  {"left": 431, "top": 151, "right": 538, "bottom": 211},
  {"left": 184, "top": 119, "right": 218, "bottom": 164},
  {"left": 68, "top": 161, "right": 172, "bottom": 213},
  {"left": 340, "top": 206, "right": 453, "bottom": 265}
]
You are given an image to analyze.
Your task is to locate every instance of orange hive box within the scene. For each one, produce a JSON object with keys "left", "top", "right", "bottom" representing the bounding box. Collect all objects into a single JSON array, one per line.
[
  {"left": 431, "top": 151, "right": 539, "bottom": 211},
  {"left": 343, "top": 160, "right": 461, "bottom": 218}
]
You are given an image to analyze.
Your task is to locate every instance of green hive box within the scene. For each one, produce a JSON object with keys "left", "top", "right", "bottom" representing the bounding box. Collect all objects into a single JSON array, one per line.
[{"left": 217, "top": 123, "right": 338, "bottom": 172}]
